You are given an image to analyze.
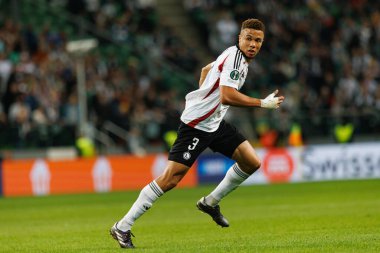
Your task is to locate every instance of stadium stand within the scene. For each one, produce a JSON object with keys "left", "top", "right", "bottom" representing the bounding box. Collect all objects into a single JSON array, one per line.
[{"left": 0, "top": 0, "right": 198, "bottom": 154}]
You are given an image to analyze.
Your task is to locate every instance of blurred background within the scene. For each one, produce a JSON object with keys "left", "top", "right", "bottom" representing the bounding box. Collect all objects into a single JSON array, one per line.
[{"left": 0, "top": 0, "right": 379, "bottom": 159}]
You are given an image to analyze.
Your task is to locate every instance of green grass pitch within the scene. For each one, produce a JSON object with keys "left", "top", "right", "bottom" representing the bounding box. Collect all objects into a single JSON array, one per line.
[{"left": 0, "top": 179, "right": 379, "bottom": 253}]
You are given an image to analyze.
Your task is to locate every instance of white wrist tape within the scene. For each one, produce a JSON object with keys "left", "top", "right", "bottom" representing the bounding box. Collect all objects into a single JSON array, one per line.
[{"left": 260, "top": 92, "right": 279, "bottom": 109}]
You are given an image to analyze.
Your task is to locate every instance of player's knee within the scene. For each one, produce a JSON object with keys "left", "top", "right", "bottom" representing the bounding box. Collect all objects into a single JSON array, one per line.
[
  {"left": 249, "top": 159, "right": 261, "bottom": 174},
  {"left": 166, "top": 180, "right": 179, "bottom": 191},
  {"left": 240, "top": 159, "right": 261, "bottom": 175},
  {"left": 255, "top": 159, "right": 261, "bottom": 170},
  {"left": 161, "top": 178, "right": 180, "bottom": 191}
]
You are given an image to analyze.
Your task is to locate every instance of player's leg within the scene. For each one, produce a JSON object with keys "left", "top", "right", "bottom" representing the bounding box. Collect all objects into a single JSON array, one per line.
[
  {"left": 197, "top": 122, "right": 260, "bottom": 227},
  {"left": 155, "top": 161, "right": 191, "bottom": 191},
  {"left": 231, "top": 140, "right": 261, "bottom": 174},
  {"left": 111, "top": 161, "right": 189, "bottom": 248},
  {"left": 116, "top": 161, "right": 189, "bottom": 231},
  {"left": 111, "top": 122, "right": 210, "bottom": 247},
  {"left": 203, "top": 140, "right": 260, "bottom": 207}
]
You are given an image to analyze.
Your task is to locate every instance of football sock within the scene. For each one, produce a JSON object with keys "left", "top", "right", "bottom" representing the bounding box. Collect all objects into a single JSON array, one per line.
[
  {"left": 117, "top": 180, "right": 163, "bottom": 232},
  {"left": 204, "top": 163, "right": 250, "bottom": 206}
]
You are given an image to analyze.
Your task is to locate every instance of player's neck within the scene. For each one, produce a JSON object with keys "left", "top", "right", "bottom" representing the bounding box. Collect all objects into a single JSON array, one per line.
[{"left": 235, "top": 44, "right": 254, "bottom": 63}]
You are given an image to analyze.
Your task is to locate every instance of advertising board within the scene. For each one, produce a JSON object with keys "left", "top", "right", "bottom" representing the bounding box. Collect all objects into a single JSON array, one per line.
[{"left": 2, "top": 154, "right": 197, "bottom": 197}]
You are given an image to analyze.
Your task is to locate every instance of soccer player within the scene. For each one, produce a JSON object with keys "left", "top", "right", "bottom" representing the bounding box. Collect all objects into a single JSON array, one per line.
[{"left": 110, "top": 18, "right": 284, "bottom": 248}]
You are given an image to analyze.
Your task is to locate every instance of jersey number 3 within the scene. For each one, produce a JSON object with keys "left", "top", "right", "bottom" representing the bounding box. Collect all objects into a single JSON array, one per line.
[{"left": 188, "top": 137, "right": 199, "bottom": 150}]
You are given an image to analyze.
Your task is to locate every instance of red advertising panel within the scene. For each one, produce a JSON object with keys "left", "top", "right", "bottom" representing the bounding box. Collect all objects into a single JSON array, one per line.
[
  {"left": 2, "top": 154, "right": 197, "bottom": 197},
  {"left": 2, "top": 160, "right": 34, "bottom": 196}
]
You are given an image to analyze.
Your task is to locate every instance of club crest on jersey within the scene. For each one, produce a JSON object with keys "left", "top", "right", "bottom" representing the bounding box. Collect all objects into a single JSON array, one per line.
[
  {"left": 183, "top": 151, "right": 191, "bottom": 160},
  {"left": 230, "top": 70, "right": 240, "bottom": 80}
]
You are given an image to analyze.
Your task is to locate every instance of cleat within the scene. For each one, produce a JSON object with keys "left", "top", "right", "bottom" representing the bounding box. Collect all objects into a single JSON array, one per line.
[
  {"left": 110, "top": 222, "right": 135, "bottom": 248},
  {"left": 196, "top": 197, "right": 229, "bottom": 227}
]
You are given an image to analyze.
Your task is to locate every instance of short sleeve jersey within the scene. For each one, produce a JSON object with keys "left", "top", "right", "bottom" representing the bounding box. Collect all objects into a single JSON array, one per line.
[{"left": 180, "top": 46, "right": 249, "bottom": 132}]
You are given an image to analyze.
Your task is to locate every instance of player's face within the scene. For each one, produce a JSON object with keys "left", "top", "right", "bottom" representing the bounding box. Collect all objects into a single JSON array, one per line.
[{"left": 238, "top": 28, "right": 264, "bottom": 60}]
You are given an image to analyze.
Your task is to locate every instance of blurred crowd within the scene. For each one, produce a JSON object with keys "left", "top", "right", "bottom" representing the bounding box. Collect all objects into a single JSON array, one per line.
[
  {"left": 0, "top": 0, "right": 199, "bottom": 153},
  {"left": 185, "top": 0, "right": 380, "bottom": 144},
  {"left": 0, "top": 0, "right": 380, "bottom": 154}
]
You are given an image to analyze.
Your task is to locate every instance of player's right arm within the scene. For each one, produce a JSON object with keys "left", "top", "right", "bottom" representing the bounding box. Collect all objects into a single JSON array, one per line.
[{"left": 199, "top": 62, "right": 214, "bottom": 87}]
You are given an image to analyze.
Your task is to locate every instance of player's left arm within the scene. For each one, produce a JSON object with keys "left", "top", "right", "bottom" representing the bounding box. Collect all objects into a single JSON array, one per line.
[
  {"left": 219, "top": 53, "right": 284, "bottom": 108},
  {"left": 220, "top": 86, "right": 285, "bottom": 109},
  {"left": 199, "top": 62, "right": 214, "bottom": 87}
]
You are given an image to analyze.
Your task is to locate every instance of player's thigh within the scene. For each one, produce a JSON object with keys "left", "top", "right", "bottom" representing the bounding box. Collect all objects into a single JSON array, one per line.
[
  {"left": 156, "top": 161, "right": 190, "bottom": 192},
  {"left": 209, "top": 121, "right": 246, "bottom": 159},
  {"left": 232, "top": 140, "right": 261, "bottom": 175}
]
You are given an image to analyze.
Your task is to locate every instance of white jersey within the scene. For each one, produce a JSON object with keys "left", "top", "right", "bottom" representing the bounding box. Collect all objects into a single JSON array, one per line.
[{"left": 181, "top": 45, "right": 249, "bottom": 132}]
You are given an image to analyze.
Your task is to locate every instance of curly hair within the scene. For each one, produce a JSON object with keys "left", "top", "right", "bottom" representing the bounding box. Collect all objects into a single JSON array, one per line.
[{"left": 241, "top": 19, "right": 265, "bottom": 32}]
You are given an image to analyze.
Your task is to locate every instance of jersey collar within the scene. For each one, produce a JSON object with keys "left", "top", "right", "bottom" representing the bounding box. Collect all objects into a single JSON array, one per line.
[{"left": 235, "top": 44, "right": 251, "bottom": 63}]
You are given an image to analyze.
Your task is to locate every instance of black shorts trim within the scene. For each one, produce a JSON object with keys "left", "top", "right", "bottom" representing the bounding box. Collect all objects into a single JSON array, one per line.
[{"left": 168, "top": 120, "right": 246, "bottom": 167}]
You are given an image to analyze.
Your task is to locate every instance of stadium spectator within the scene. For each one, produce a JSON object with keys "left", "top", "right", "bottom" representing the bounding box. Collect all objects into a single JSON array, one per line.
[{"left": 209, "top": 10, "right": 239, "bottom": 54}]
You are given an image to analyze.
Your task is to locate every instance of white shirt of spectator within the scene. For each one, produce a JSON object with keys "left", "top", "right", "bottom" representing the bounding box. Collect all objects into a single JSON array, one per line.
[{"left": 181, "top": 45, "right": 249, "bottom": 132}]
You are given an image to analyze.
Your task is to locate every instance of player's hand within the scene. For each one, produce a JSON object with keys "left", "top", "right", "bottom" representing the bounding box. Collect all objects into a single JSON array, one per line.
[{"left": 260, "top": 90, "right": 285, "bottom": 109}]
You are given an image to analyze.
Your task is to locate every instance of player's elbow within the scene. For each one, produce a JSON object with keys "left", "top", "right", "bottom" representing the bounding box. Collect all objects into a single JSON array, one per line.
[
  {"left": 220, "top": 86, "right": 236, "bottom": 105},
  {"left": 201, "top": 67, "right": 210, "bottom": 76},
  {"left": 202, "top": 63, "right": 212, "bottom": 72},
  {"left": 220, "top": 94, "right": 232, "bottom": 105},
  {"left": 220, "top": 96, "right": 229, "bottom": 105}
]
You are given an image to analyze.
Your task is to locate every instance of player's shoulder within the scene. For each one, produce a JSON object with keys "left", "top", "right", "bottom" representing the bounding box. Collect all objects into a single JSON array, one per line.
[
  {"left": 220, "top": 46, "right": 238, "bottom": 57},
  {"left": 216, "top": 46, "right": 238, "bottom": 63},
  {"left": 217, "top": 46, "right": 244, "bottom": 69}
]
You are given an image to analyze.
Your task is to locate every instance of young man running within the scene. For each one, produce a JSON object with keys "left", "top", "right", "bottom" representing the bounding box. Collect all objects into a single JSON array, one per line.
[{"left": 110, "top": 18, "right": 285, "bottom": 248}]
